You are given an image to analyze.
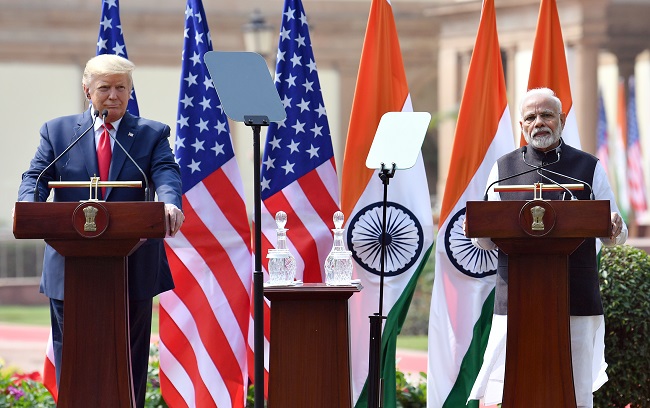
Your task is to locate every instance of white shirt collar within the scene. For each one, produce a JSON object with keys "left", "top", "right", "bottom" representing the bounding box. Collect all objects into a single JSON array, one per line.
[{"left": 91, "top": 108, "right": 124, "bottom": 133}]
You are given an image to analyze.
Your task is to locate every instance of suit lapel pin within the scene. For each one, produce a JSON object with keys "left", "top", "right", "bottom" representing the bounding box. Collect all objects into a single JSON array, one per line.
[{"left": 128, "top": 132, "right": 134, "bottom": 137}]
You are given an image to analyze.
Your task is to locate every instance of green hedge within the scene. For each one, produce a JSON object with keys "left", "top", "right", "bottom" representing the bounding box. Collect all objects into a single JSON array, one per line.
[{"left": 595, "top": 245, "right": 650, "bottom": 407}]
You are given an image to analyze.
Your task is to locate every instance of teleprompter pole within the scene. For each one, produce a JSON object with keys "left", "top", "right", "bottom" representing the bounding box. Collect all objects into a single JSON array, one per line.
[
  {"left": 367, "top": 162, "right": 396, "bottom": 408},
  {"left": 245, "top": 115, "right": 270, "bottom": 408}
]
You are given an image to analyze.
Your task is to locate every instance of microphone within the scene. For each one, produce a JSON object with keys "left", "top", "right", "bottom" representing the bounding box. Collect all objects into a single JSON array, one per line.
[
  {"left": 533, "top": 166, "right": 594, "bottom": 200},
  {"left": 100, "top": 110, "right": 151, "bottom": 201},
  {"left": 33, "top": 110, "right": 100, "bottom": 202},
  {"left": 522, "top": 146, "right": 595, "bottom": 200},
  {"left": 522, "top": 147, "right": 576, "bottom": 200},
  {"left": 483, "top": 146, "right": 561, "bottom": 200}
]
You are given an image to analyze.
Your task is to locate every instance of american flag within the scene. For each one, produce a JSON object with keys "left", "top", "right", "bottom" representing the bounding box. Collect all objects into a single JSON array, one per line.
[
  {"left": 596, "top": 90, "right": 609, "bottom": 177},
  {"left": 248, "top": 0, "right": 341, "bottom": 392},
  {"left": 626, "top": 76, "right": 648, "bottom": 221},
  {"left": 41, "top": 0, "right": 139, "bottom": 400},
  {"left": 159, "top": 0, "right": 253, "bottom": 406},
  {"left": 260, "top": 0, "right": 339, "bottom": 282},
  {"left": 96, "top": 0, "right": 139, "bottom": 115}
]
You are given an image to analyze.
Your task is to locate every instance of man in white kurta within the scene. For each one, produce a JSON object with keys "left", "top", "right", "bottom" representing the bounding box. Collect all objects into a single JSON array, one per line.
[{"left": 468, "top": 88, "right": 627, "bottom": 408}]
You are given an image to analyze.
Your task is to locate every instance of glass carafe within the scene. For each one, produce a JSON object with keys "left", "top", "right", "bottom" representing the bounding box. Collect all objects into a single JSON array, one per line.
[
  {"left": 267, "top": 211, "right": 297, "bottom": 285},
  {"left": 324, "top": 211, "right": 353, "bottom": 285}
]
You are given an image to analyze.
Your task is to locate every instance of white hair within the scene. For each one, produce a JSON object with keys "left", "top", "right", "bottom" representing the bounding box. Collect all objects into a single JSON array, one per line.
[
  {"left": 520, "top": 88, "right": 562, "bottom": 118},
  {"left": 82, "top": 54, "right": 135, "bottom": 89}
]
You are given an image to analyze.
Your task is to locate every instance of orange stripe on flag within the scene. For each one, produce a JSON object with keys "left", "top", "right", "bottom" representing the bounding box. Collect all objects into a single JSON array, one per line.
[
  {"left": 438, "top": 0, "right": 508, "bottom": 225},
  {"left": 340, "top": 0, "right": 409, "bottom": 219},
  {"left": 428, "top": 1, "right": 514, "bottom": 406},
  {"left": 523, "top": 0, "right": 573, "bottom": 147}
]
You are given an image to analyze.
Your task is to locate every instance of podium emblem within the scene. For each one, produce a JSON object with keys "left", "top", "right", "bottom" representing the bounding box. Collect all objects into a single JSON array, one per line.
[
  {"left": 73, "top": 202, "right": 109, "bottom": 238},
  {"left": 531, "top": 206, "right": 546, "bottom": 231},
  {"left": 83, "top": 205, "right": 99, "bottom": 231},
  {"left": 519, "top": 200, "right": 556, "bottom": 237}
]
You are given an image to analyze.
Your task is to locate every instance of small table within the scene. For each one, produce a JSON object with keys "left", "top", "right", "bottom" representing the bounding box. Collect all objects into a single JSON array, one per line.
[{"left": 264, "top": 282, "right": 362, "bottom": 408}]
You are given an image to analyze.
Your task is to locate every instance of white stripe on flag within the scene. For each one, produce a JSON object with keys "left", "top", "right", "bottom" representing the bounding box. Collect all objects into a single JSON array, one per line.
[
  {"left": 562, "top": 108, "right": 581, "bottom": 149},
  {"left": 159, "top": 339, "right": 197, "bottom": 407},
  {"left": 160, "top": 290, "right": 232, "bottom": 406},
  {"left": 429, "top": 108, "right": 513, "bottom": 405},
  {"left": 165, "top": 230, "right": 248, "bottom": 366},
  {"left": 185, "top": 181, "right": 253, "bottom": 286},
  {"left": 316, "top": 160, "right": 340, "bottom": 204}
]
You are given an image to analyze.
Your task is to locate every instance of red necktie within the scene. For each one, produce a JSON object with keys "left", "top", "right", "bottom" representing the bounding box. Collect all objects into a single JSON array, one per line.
[{"left": 97, "top": 123, "right": 113, "bottom": 199}]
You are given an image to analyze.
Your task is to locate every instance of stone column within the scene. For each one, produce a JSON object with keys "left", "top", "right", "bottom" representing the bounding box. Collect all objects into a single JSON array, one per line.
[
  {"left": 571, "top": 41, "right": 600, "bottom": 154},
  {"left": 436, "top": 46, "right": 463, "bottom": 205},
  {"left": 337, "top": 62, "right": 360, "bottom": 170},
  {"left": 503, "top": 45, "right": 519, "bottom": 138},
  {"left": 615, "top": 50, "right": 637, "bottom": 86}
]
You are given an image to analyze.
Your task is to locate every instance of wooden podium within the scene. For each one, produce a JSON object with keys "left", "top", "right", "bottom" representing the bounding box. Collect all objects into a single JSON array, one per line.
[
  {"left": 264, "top": 283, "right": 361, "bottom": 408},
  {"left": 465, "top": 199, "right": 610, "bottom": 408},
  {"left": 13, "top": 201, "right": 165, "bottom": 407}
]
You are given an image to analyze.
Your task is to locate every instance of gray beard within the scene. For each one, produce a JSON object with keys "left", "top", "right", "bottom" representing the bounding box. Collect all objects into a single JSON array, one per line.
[
  {"left": 529, "top": 134, "right": 556, "bottom": 149},
  {"left": 525, "top": 128, "right": 561, "bottom": 150}
]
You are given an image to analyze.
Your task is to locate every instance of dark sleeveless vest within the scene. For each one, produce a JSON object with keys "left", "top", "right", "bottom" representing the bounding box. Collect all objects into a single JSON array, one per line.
[{"left": 494, "top": 140, "right": 603, "bottom": 316}]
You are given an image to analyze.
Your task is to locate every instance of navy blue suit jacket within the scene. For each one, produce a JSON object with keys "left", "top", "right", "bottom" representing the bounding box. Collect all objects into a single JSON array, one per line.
[{"left": 18, "top": 109, "right": 182, "bottom": 301}]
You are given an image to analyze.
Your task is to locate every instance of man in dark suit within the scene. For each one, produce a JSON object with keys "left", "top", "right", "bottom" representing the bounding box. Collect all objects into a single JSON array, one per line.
[{"left": 17, "top": 54, "right": 184, "bottom": 407}]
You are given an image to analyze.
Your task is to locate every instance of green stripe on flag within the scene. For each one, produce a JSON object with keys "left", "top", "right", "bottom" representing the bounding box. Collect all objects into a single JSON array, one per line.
[
  {"left": 442, "top": 288, "right": 495, "bottom": 408},
  {"left": 355, "top": 244, "right": 434, "bottom": 408}
]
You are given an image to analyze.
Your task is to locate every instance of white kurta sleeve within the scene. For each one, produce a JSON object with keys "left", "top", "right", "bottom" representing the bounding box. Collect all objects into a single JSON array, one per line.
[
  {"left": 592, "top": 161, "right": 628, "bottom": 246},
  {"left": 470, "top": 162, "right": 499, "bottom": 250}
]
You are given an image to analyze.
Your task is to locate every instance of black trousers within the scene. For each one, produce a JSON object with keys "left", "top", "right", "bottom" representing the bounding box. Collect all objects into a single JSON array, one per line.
[{"left": 50, "top": 297, "right": 153, "bottom": 408}]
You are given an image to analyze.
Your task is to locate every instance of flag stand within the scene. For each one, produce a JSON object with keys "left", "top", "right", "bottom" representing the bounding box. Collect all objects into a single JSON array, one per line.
[
  {"left": 364, "top": 112, "right": 430, "bottom": 408},
  {"left": 204, "top": 51, "right": 285, "bottom": 408}
]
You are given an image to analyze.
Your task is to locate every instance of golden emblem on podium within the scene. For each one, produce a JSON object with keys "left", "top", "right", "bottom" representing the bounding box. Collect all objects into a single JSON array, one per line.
[
  {"left": 83, "top": 205, "right": 99, "bottom": 232},
  {"left": 518, "top": 199, "right": 556, "bottom": 237},
  {"left": 73, "top": 202, "right": 109, "bottom": 238},
  {"left": 531, "top": 205, "right": 546, "bottom": 231}
]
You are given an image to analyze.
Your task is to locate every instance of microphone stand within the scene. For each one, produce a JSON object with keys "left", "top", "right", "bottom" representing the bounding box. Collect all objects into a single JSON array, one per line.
[
  {"left": 101, "top": 110, "right": 151, "bottom": 201},
  {"left": 245, "top": 114, "right": 270, "bottom": 408},
  {"left": 34, "top": 110, "right": 99, "bottom": 202},
  {"left": 367, "top": 161, "right": 396, "bottom": 408}
]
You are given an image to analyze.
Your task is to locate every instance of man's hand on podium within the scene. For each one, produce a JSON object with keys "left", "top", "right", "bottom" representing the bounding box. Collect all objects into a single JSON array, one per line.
[
  {"left": 463, "top": 216, "right": 497, "bottom": 251},
  {"left": 610, "top": 212, "right": 622, "bottom": 239},
  {"left": 165, "top": 203, "right": 185, "bottom": 237},
  {"left": 602, "top": 212, "right": 626, "bottom": 247}
]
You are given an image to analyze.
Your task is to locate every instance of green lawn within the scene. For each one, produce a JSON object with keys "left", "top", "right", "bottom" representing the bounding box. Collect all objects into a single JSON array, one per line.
[
  {"left": 0, "top": 305, "right": 428, "bottom": 352},
  {"left": 0, "top": 304, "right": 160, "bottom": 334},
  {"left": 0, "top": 305, "right": 50, "bottom": 326},
  {"left": 396, "top": 335, "right": 428, "bottom": 351}
]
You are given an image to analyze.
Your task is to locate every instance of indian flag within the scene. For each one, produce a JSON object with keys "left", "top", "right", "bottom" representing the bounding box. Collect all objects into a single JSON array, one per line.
[
  {"left": 427, "top": 1, "right": 514, "bottom": 406},
  {"left": 524, "top": 0, "right": 582, "bottom": 150},
  {"left": 340, "top": 0, "right": 434, "bottom": 406}
]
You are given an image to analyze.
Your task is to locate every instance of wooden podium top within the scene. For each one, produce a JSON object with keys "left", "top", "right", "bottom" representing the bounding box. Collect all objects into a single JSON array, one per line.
[
  {"left": 465, "top": 199, "right": 610, "bottom": 239},
  {"left": 13, "top": 201, "right": 165, "bottom": 240},
  {"left": 14, "top": 201, "right": 166, "bottom": 257},
  {"left": 264, "top": 282, "right": 362, "bottom": 301}
]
